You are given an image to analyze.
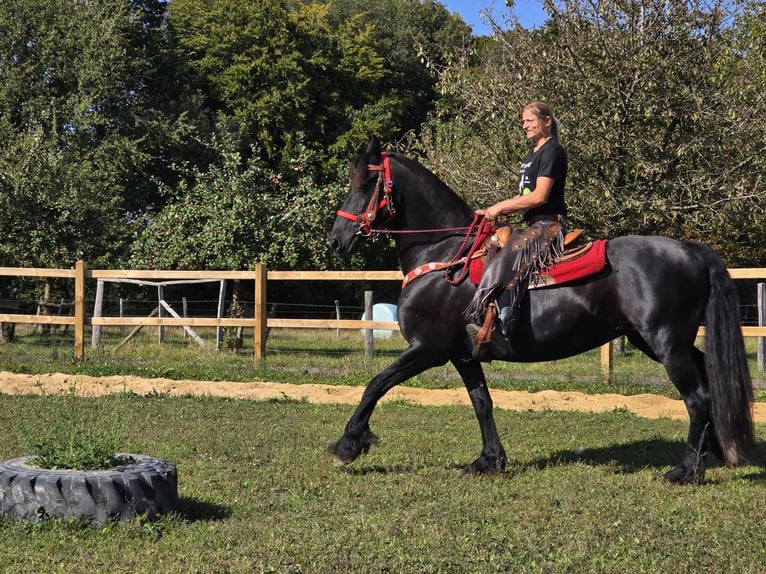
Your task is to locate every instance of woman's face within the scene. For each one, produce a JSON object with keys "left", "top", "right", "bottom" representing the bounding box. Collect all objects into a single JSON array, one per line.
[{"left": 521, "top": 109, "right": 551, "bottom": 142}]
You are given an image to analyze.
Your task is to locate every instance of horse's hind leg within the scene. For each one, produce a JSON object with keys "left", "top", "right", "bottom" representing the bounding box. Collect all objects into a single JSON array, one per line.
[
  {"left": 659, "top": 346, "right": 717, "bottom": 485},
  {"left": 452, "top": 358, "right": 507, "bottom": 474}
]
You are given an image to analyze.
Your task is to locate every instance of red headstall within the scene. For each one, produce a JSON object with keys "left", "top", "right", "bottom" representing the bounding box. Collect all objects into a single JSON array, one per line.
[{"left": 336, "top": 152, "right": 396, "bottom": 236}]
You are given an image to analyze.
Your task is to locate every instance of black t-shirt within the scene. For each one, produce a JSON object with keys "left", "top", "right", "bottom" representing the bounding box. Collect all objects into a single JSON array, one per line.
[{"left": 517, "top": 138, "right": 567, "bottom": 222}]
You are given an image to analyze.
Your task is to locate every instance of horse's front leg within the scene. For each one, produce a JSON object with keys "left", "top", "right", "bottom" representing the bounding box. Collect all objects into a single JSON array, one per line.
[
  {"left": 330, "top": 345, "right": 442, "bottom": 466},
  {"left": 452, "top": 358, "right": 507, "bottom": 474}
]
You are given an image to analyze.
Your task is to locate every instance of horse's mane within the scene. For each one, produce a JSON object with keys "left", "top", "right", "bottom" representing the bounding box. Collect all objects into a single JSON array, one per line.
[
  {"left": 387, "top": 152, "right": 472, "bottom": 215},
  {"left": 349, "top": 139, "right": 472, "bottom": 219}
]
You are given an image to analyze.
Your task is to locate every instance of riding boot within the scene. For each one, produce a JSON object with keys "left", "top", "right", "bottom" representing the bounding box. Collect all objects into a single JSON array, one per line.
[
  {"left": 496, "top": 290, "right": 513, "bottom": 337},
  {"left": 497, "top": 281, "right": 526, "bottom": 338},
  {"left": 497, "top": 306, "right": 518, "bottom": 339},
  {"left": 467, "top": 323, "right": 513, "bottom": 362}
]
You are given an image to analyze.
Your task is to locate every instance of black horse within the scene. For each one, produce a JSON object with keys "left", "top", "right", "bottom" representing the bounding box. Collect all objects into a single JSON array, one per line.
[{"left": 328, "top": 138, "right": 754, "bottom": 484}]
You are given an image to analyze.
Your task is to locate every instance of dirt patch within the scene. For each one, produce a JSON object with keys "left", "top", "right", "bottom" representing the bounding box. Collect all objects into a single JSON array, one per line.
[{"left": 3, "top": 370, "right": 766, "bottom": 423}]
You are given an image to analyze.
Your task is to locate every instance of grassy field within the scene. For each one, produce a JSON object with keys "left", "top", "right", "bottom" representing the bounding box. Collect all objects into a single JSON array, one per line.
[
  {"left": 1, "top": 394, "right": 766, "bottom": 573},
  {"left": 1, "top": 327, "right": 766, "bottom": 572}
]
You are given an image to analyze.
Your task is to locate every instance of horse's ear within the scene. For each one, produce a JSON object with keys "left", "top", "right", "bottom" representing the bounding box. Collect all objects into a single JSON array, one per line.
[{"left": 365, "top": 136, "right": 382, "bottom": 158}]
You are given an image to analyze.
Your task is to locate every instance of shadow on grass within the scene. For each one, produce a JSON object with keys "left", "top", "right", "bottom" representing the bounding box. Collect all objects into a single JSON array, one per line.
[
  {"left": 525, "top": 438, "right": 686, "bottom": 474},
  {"left": 342, "top": 464, "right": 419, "bottom": 476},
  {"left": 175, "top": 497, "right": 231, "bottom": 522},
  {"left": 335, "top": 439, "right": 766, "bottom": 480},
  {"left": 522, "top": 438, "right": 766, "bottom": 477}
]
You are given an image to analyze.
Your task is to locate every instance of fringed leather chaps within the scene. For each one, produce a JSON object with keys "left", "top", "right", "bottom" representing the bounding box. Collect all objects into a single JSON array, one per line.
[{"left": 466, "top": 220, "right": 564, "bottom": 328}]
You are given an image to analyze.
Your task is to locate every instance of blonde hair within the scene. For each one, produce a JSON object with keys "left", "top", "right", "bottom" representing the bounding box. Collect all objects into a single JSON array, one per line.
[{"left": 523, "top": 100, "right": 560, "bottom": 139}]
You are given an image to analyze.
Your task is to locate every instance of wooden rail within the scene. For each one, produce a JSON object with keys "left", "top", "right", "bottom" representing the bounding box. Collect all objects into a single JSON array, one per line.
[{"left": 0, "top": 264, "right": 764, "bottom": 376}]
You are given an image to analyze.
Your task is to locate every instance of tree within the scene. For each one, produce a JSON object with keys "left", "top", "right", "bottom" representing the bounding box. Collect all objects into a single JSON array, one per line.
[
  {"left": 419, "top": 0, "right": 766, "bottom": 264},
  {"left": 327, "top": 0, "right": 474, "bottom": 154},
  {"left": 0, "top": 0, "right": 194, "bottom": 272},
  {"left": 129, "top": 129, "right": 347, "bottom": 272},
  {"left": 169, "top": 0, "right": 387, "bottom": 174}
]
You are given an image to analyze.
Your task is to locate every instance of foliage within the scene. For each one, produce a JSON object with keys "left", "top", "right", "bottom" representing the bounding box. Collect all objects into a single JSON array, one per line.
[
  {"left": 15, "top": 388, "right": 124, "bottom": 470},
  {"left": 129, "top": 129, "right": 345, "bottom": 271},
  {"left": 1, "top": 0, "right": 764, "bottom": 277},
  {"left": 418, "top": 0, "right": 766, "bottom": 265},
  {"left": 169, "top": 0, "right": 384, "bottom": 174},
  {"left": 326, "top": 0, "right": 473, "bottom": 153},
  {"left": 0, "top": 0, "right": 193, "bottom": 270}
]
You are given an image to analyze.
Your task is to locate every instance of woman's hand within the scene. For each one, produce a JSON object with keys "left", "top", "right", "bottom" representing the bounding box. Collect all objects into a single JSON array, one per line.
[{"left": 475, "top": 205, "right": 504, "bottom": 221}]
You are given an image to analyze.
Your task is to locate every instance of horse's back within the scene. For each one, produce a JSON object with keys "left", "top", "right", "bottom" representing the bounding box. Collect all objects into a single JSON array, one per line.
[
  {"left": 513, "top": 235, "right": 715, "bottom": 360},
  {"left": 605, "top": 235, "right": 712, "bottom": 291}
]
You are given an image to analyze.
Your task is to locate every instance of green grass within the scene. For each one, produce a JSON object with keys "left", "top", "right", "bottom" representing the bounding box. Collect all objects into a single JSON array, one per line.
[
  {"left": 0, "top": 394, "right": 765, "bottom": 573},
  {"left": 1, "top": 327, "right": 765, "bottom": 571},
  {"left": 15, "top": 387, "right": 124, "bottom": 470}
]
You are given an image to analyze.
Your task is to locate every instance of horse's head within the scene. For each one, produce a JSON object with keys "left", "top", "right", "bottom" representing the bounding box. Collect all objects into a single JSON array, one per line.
[{"left": 329, "top": 136, "right": 398, "bottom": 255}]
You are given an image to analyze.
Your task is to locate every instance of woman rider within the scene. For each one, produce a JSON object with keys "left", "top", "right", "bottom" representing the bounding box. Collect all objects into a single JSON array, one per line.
[{"left": 467, "top": 100, "right": 568, "bottom": 361}]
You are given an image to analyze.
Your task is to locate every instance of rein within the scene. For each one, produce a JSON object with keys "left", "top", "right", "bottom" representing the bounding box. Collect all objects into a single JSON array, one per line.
[
  {"left": 400, "top": 215, "right": 494, "bottom": 287},
  {"left": 444, "top": 214, "right": 493, "bottom": 285}
]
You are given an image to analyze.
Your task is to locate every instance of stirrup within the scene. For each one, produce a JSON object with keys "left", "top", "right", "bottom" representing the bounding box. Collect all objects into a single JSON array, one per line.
[
  {"left": 474, "top": 303, "right": 497, "bottom": 349},
  {"left": 467, "top": 304, "right": 513, "bottom": 362}
]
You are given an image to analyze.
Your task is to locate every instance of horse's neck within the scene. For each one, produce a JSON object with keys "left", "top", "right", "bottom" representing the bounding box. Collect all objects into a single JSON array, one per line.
[{"left": 388, "top": 159, "right": 474, "bottom": 272}]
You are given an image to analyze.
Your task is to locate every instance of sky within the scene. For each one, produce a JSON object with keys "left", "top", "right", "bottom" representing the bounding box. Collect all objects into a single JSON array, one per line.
[{"left": 440, "top": 0, "right": 548, "bottom": 34}]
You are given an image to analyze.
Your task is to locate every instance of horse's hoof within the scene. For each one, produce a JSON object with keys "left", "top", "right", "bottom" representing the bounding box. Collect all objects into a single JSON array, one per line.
[
  {"left": 463, "top": 455, "right": 505, "bottom": 475},
  {"left": 663, "top": 464, "right": 705, "bottom": 485}
]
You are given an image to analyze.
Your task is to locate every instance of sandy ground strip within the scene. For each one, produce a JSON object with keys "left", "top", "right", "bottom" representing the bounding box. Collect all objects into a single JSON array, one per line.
[{"left": 3, "top": 370, "right": 766, "bottom": 423}]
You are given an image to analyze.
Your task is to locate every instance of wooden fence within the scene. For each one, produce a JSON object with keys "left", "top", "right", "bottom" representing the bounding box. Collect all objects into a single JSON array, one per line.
[{"left": 0, "top": 262, "right": 764, "bottom": 379}]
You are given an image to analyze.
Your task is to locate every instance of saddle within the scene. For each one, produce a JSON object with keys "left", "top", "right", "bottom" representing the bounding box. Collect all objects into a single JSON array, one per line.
[
  {"left": 468, "top": 227, "right": 607, "bottom": 288},
  {"left": 400, "top": 225, "right": 607, "bottom": 289}
]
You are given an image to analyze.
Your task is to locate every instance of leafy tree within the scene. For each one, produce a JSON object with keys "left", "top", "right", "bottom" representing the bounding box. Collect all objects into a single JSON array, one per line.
[
  {"left": 327, "top": 0, "right": 473, "bottom": 154},
  {"left": 169, "top": 0, "right": 386, "bottom": 174},
  {"left": 419, "top": 0, "right": 766, "bottom": 265},
  {"left": 0, "top": 0, "right": 194, "bottom": 272},
  {"left": 129, "top": 129, "right": 346, "bottom": 272}
]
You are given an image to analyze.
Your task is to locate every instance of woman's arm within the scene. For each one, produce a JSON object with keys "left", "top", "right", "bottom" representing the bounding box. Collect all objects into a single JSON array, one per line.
[{"left": 475, "top": 177, "right": 555, "bottom": 221}]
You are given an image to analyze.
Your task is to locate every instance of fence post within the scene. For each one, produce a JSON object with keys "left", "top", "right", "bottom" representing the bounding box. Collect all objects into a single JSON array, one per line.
[
  {"left": 216, "top": 280, "right": 226, "bottom": 350},
  {"left": 254, "top": 263, "right": 267, "bottom": 362},
  {"left": 91, "top": 279, "right": 104, "bottom": 348},
  {"left": 364, "top": 291, "right": 374, "bottom": 358},
  {"left": 74, "top": 260, "right": 85, "bottom": 360},
  {"left": 758, "top": 282, "right": 765, "bottom": 373},
  {"left": 600, "top": 340, "right": 612, "bottom": 383},
  {"left": 157, "top": 284, "right": 165, "bottom": 344},
  {"left": 335, "top": 300, "right": 341, "bottom": 339},
  {"left": 182, "top": 297, "right": 188, "bottom": 339}
]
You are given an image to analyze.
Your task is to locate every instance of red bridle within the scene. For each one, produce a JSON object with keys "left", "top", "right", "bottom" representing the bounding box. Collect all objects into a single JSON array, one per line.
[{"left": 336, "top": 152, "right": 396, "bottom": 236}]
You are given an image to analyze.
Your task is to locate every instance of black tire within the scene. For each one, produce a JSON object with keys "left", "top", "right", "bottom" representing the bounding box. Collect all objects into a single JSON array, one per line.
[{"left": 0, "top": 453, "right": 178, "bottom": 525}]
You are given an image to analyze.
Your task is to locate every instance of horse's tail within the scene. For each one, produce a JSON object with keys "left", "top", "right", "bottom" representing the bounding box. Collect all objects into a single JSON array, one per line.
[{"left": 698, "top": 243, "right": 754, "bottom": 466}]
